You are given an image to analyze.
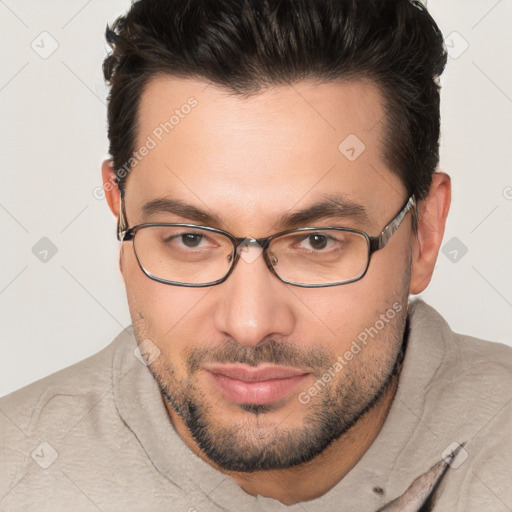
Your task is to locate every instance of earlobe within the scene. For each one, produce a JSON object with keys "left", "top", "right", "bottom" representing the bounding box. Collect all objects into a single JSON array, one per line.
[
  {"left": 101, "top": 159, "right": 120, "bottom": 218},
  {"left": 409, "top": 172, "right": 451, "bottom": 295}
]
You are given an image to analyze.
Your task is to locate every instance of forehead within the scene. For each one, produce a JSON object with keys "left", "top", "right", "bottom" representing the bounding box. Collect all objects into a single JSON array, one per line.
[
  {"left": 125, "top": 75, "right": 405, "bottom": 231},
  {"left": 136, "top": 75, "right": 385, "bottom": 152}
]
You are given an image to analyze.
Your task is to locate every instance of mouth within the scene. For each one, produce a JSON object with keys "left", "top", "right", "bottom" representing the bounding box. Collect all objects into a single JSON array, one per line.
[{"left": 203, "top": 363, "right": 311, "bottom": 405}]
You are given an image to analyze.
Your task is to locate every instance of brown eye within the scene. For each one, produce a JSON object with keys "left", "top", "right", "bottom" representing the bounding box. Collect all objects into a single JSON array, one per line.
[
  {"left": 308, "top": 234, "right": 328, "bottom": 250},
  {"left": 180, "top": 233, "right": 203, "bottom": 247}
]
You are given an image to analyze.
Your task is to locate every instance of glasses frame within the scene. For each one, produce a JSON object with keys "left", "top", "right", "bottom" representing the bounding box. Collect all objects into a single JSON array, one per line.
[{"left": 117, "top": 195, "right": 416, "bottom": 288}]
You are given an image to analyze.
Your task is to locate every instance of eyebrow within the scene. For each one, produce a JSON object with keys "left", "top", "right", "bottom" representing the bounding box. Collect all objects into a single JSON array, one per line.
[
  {"left": 141, "top": 194, "right": 374, "bottom": 230},
  {"left": 142, "top": 198, "right": 223, "bottom": 225},
  {"left": 278, "top": 194, "right": 374, "bottom": 230}
]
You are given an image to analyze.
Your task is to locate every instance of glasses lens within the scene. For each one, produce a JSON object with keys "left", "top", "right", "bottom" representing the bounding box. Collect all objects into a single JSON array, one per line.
[
  {"left": 133, "top": 225, "right": 234, "bottom": 285},
  {"left": 268, "top": 229, "right": 370, "bottom": 285}
]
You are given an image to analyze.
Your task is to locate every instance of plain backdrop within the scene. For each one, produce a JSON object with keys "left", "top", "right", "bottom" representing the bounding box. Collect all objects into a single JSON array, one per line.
[{"left": 0, "top": 0, "right": 511, "bottom": 396}]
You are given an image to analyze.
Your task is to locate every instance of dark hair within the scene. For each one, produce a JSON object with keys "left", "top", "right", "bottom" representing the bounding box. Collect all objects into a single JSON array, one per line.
[{"left": 103, "top": 0, "right": 447, "bottom": 206}]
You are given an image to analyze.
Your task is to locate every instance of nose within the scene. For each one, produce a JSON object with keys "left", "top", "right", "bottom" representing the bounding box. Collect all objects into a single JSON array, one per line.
[{"left": 213, "top": 245, "right": 296, "bottom": 347}]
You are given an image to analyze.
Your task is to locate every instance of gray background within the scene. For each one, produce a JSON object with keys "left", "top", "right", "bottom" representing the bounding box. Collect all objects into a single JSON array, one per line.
[{"left": 1, "top": 0, "right": 511, "bottom": 396}]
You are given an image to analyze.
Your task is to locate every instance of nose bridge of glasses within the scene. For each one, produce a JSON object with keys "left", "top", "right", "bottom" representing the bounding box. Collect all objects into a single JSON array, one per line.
[
  {"left": 233, "top": 236, "right": 275, "bottom": 268},
  {"left": 234, "top": 236, "right": 271, "bottom": 248},
  {"left": 238, "top": 237, "right": 260, "bottom": 247}
]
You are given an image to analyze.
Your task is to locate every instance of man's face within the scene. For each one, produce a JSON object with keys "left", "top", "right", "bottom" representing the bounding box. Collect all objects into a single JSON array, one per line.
[{"left": 120, "top": 76, "right": 412, "bottom": 471}]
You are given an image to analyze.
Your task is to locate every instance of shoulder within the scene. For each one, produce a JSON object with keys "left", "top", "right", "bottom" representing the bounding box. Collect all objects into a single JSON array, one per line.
[
  {"left": 0, "top": 328, "right": 133, "bottom": 422},
  {"left": 0, "top": 327, "right": 136, "bottom": 496},
  {"left": 409, "top": 298, "right": 512, "bottom": 386},
  {"left": 394, "top": 300, "right": 512, "bottom": 510},
  {"left": 404, "top": 299, "right": 512, "bottom": 456},
  {"left": 432, "top": 326, "right": 512, "bottom": 511}
]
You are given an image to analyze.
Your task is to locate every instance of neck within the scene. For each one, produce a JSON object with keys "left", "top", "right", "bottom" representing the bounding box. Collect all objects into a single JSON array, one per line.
[{"left": 165, "top": 371, "right": 400, "bottom": 504}]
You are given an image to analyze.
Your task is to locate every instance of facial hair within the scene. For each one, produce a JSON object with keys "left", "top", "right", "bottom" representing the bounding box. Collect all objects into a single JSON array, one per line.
[{"left": 144, "top": 304, "right": 408, "bottom": 472}]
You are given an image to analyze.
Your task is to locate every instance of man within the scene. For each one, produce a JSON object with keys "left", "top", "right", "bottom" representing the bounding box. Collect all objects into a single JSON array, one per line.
[{"left": 1, "top": 0, "right": 511, "bottom": 510}]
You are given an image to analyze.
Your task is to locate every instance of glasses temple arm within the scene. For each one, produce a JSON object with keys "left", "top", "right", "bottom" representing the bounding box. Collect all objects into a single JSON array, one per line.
[{"left": 372, "top": 195, "right": 417, "bottom": 251}]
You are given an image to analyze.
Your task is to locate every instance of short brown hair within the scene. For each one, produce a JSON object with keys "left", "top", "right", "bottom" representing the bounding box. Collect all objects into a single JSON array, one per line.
[{"left": 103, "top": 0, "right": 447, "bottom": 204}]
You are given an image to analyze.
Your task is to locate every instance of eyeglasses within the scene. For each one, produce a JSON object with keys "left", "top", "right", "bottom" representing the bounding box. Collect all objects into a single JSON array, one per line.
[{"left": 117, "top": 195, "right": 416, "bottom": 288}]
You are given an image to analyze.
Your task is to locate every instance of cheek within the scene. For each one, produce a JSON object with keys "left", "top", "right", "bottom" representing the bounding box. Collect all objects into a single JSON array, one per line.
[
  {"left": 121, "top": 245, "right": 215, "bottom": 361},
  {"left": 294, "top": 246, "right": 410, "bottom": 357}
]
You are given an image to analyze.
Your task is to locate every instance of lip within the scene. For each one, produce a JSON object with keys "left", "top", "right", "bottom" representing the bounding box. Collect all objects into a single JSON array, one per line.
[{"left": 203, "top": 363, "right": 310, "bottom": 405}]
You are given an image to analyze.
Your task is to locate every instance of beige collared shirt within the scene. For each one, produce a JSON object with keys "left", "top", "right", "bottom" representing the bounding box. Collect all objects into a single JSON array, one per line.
[{"left": 1, "top": 299, "right": 511, "bottom": 511}]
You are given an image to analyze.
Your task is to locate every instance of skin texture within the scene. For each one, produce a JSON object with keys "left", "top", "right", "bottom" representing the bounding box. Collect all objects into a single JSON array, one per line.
[{"left": 102, "top": 76, "right": 451, "bottom": 504}]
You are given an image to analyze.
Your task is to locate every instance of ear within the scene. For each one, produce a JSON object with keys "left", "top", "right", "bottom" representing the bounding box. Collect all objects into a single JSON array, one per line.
[
  {"left": 409, "top": 172, "right": 451, "bottom": 295},
  {"left": 101, "top": 159, "right": 120, "bottom": 219},
  {"left": 101, "top": 160, "right": 125, "bottom": 276}
]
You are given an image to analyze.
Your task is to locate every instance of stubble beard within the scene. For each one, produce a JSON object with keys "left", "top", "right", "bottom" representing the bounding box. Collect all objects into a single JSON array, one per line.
[{"left": 144, "top": 301, "right": 409, "bottom": 472}]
